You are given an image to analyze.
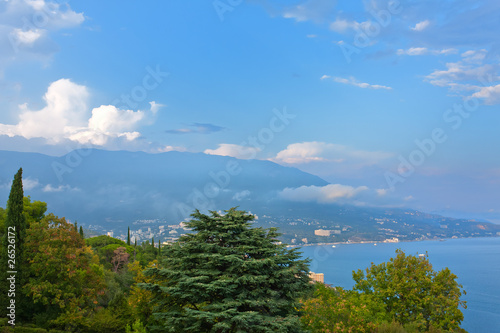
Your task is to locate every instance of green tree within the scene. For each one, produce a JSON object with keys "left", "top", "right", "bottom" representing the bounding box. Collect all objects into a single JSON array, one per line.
[
  {"left": 141, "top": 208, "right": 311, "bottom": 333},
  {"left": 79, "top": 226, "right": 84, "bottom": 239},
  {"left": 22, "top": 196, "right": 47, "bottom": 224},
  {"left": 24, "top": 214, "right": 106, "bottom": 329},
  {"left": 352, "top": 249, "right": 466, "bottom": 331},
  {"left": 0, "top": 168, "right": 29, "bottom": 318},
  {"left": 300, "top": 283, "right": 382, "bottom": 333},
  {"left": 127, "top": 227, "right": 131, "bottom": 246}
]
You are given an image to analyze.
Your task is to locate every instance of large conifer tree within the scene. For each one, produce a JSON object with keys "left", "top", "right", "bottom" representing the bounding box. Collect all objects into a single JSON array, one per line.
[
  {"left": 141, "top": 208, "right": 311, "bottom": 332},
  {"left": 0, "top": 168, "right": 28, "bottom": 318}
]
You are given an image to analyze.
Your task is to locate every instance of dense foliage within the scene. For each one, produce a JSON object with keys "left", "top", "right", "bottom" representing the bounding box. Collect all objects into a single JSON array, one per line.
[
  {"left": 300, "top": 250, "right": 467, "bottom": 333},
  {"left": 0, "top": 170, "right": 469, "bottom": 332},
  {"left": 141, "top": 208, "right": 312, "bottom": 333},
  {"left": 352, "top": 250, "right": 466, "bottom": 331}
]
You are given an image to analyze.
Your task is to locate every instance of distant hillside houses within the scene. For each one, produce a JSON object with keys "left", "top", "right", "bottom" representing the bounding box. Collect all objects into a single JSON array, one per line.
[{"left": 314, "top": 229, "right": 341, "bottom": 236}]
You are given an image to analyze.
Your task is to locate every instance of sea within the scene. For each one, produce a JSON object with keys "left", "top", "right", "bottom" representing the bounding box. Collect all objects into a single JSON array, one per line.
[{"left": 299, "top": 237, "right": 500, "bottom": 333}]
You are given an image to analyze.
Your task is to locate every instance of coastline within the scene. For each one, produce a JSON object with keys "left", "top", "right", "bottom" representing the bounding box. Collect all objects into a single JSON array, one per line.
[{"left": 285, "top": 235, "right": 500, "bottom": 248}]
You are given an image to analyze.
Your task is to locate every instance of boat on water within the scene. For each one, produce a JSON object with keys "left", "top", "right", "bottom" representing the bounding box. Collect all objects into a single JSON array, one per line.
[{"left": 331, "top": 245, "right": 336, "bottom": 248}]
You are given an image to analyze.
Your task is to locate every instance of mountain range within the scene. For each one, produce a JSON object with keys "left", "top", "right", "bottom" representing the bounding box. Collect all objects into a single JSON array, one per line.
[{"left": 1, "top": 149, "right": 498, "bottom": 242}]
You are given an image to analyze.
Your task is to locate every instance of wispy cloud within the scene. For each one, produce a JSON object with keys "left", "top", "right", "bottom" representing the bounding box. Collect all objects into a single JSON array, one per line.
[
  {"left": 425, "top": 49, "right": 500, "bottom": 103},
  {"left": 166, "top": 123, "right": 226, "bottom": 135},
  {"left": 324, "top": 76, "right": 392, "bottom": 90},
  {"left": 282, "top": 0, "right": 337, "bottom": 23},
  {"left": 397, "top": 47, "right": 457, "bottom": 56},
  {"left": 471, "top": 84, "right": 500, "bottom": 105},
  {"left": 272, "top": 141, "right": 393, "bottom": 165},
  {"left": 43, "top": 184, "right": 80, "bottom": 192}
]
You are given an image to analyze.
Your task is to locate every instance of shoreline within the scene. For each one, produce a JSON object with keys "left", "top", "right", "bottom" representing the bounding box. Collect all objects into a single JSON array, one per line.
[{"left": 285, "top": 235, "right": 500, "bottom": 248}]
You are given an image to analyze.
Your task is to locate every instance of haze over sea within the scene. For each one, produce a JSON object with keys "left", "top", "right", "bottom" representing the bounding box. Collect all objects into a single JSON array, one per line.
[{"left": 300, "top": 237, "right": 500, "bottom": 332}]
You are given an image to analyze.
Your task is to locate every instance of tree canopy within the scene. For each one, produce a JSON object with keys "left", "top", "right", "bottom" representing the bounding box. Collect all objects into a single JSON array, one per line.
[
  {"left": 141, "top": 208, "right": 312, "bottom": 333},
  {"left": 352, "top": 249, "right": 467, "bottom": 331},
  {"left": 24, "top": 214, "right": 106, "bottom": 329}
]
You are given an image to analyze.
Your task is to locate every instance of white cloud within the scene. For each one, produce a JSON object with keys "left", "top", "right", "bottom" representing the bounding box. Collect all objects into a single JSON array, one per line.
[
  {"left": 0, "top": 0, "right": 84, "bottom": 69},
  {"left": 158, "top": 145, "right": 187, "bottom": 153},
  {"left": 425, "top": 49, "right": 500, "bottom": 103},
  {"left": 376, "top": 188, "right": 388, "bottom": 196},
  {"left": 233, "top": 190, "right": 250, "bottom": 201},
  {"left": 329, "top": 18, "right": 359, "bottom": 33},
  {"left": 397, "top": 47, "right": 457, "bottom": 56},
  {"left": 0, "top": 79, "right": 158, "bottom": 146},
  {"left": 23, "top": 177, "right": 39, "bottom": 190},
  {"left": 12, "top": 28, "right": 44, "bottom": 45},
  {"left": 320, "top": 75, "right": 331, "bottom": 80},
  {"left": 283, "top": 0, "right": 337, "bottom": 23},
  {"left": 279, "top": 184, "right": 368, "bottom": 204},
  {"left": 149, "top": 101, "right": 165, "bottom": 114},
  {"left": 471, "top": 84, "right": 500, "bottom": 105},
  {"left": 89, "top": 105, "right": 144, "bottom": 133},
  {"left": 204, "top": 144, "right": 261, "bottom": 160},
  {"left": 0, "top": 79, "right": 89, "bottom": 142},
  {"left": 42, "top": 184, "right": 79, "bottom": 192},
  {"left": 329, "top": 18, "right": 379, "bottom": 37},
  {"left": 328, "top": 76, "right": 392, "bottom": 90},
  {"left": 411, "top": 20, "right": 430, "bottom": 31},
  {"left": 273, "top": 141, "right": 393, "bottom": 165}
]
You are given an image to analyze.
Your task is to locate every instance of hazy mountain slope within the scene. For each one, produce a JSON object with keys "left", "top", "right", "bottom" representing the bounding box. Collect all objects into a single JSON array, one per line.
[{"left": 0, "top": 149, "right": 328, "bottom": 224}]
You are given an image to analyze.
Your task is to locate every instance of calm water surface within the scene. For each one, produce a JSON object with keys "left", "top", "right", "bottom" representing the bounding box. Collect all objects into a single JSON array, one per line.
[{"left": 299, "top": 237, "right": 500, "bottom": 332}]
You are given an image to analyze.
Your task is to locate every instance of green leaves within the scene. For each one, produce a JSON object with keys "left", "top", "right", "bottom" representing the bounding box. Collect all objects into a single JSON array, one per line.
[
  {"left": 141, "top": 208, "right": 311, "bottom": 332},
  {"left": 24, "top": 214, "right": 106, "bottom": 328},
  {"left": 352, "top": 249, "right": 466, "bottom": 331}
]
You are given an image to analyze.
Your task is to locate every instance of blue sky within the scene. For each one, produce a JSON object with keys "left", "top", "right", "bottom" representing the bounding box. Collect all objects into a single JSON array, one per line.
[{"left": 1, "top": 0, "right": 500, "bottom": 222}]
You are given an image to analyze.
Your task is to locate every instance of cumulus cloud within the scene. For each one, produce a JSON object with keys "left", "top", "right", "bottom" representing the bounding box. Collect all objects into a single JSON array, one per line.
[
  {"left": 0, "top": 78, "right": 158, "bottom": 146},
  {"left": 324, "top": 76, "right": 392, "bottom": 90},
  {"left": 273, "top": 141, "right": 393, "bottom": 165},
  {"left": 279, "top": 184, "right": 368, "bottom": 204},
  {"left": 410, "top": 20, "right": 430, "bottom": 31},
  {"left": 397, "top": 47, "right": 457, "bottom": 56},
  {"left": 0, "top": 79, "right": 88, "bottom": 141},
  {"left": 204, "top": 144, "right": 261, "bottom": 160}
]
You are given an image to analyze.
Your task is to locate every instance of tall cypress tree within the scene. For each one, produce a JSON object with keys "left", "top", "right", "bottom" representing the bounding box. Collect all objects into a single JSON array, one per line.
[
  {"left": 79, "top": 226, "right": 84, "bottom": 239},
  {"left": 127, "top": 227, "right": 131, "bottom": 246},
  {"left": 0, "top": 168, "right": 28, "bottom": 320}
]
